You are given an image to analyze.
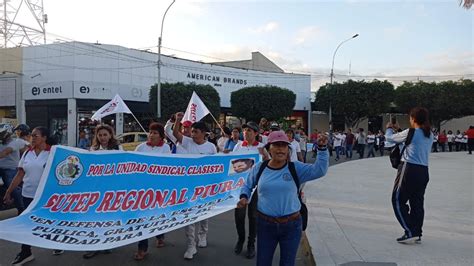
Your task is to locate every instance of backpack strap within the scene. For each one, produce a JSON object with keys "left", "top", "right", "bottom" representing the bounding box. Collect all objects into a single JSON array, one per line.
[
  {"left": 255, "top": 160, "right": 270, "bottom": 185},
  {"left": 288, "top": 161, "right": 303, "bottom": 200},
  {"left": 400, "top": 128, "right": 416, "bottom": 155}
]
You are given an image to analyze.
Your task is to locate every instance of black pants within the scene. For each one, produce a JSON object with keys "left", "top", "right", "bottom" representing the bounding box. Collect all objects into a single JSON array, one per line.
[
  {"left": 432, "top": 142, "right": 438, "bottom": 152},
  {"left": 21, "top": 197, "right": 34, "bottom": 253},
  {"left": 468, "top": 139, "right": 474, "bottom": 154},
  {"left": 235, "top": 192, "right": 258, "bottom": 244},
  {"left": 357, "top": 144, "right": 366, "bottom": 158},
  {"left": 448, "top": 142, "right": 453, "bottom": 152},
  {"left": 391, "top": 162, "right": 429, "bottom": 237}
]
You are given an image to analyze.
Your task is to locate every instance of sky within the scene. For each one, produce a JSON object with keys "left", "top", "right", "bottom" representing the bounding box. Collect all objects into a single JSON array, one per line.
[{"left": 8, "top": 0, "right": 474, "bottom": 90}]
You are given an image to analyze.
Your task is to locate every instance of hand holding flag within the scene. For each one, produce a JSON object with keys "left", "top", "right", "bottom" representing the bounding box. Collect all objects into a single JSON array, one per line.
[{"left": 182, "top": 91, "right": 210, "bottom": 125}]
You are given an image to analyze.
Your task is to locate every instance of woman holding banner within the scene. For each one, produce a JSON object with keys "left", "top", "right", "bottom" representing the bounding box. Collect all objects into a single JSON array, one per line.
[
  {"left": 83, "top": 124, "right": 122, "bottom": 259},
  {"left": 3, "top": 126, "right": 62, "bottom": 265},
  {"left": 237, "top": 130, "right": 329, "bottom": 266},
  {"left": 133, "top": 122, "right": 171, "bottom": 261}
]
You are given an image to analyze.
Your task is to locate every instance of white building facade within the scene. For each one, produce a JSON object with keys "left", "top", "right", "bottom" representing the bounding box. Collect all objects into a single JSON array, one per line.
[{"left": 0, "top": 42, "right": 312, "bottom": 146}]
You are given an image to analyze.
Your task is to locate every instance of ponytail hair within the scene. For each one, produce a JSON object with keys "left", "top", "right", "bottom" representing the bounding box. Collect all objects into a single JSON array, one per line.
[
  {"left": 33, "top": 126, "right": 57, "bottom": 146},
  {"left": 409, "top": 107, "right": 431, "bottom": 138}
]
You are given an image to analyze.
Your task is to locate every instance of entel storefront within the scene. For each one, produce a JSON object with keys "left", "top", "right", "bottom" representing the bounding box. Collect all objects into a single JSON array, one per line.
[{"left": 5, "top": 42, "right": 311, "bottom": 146}]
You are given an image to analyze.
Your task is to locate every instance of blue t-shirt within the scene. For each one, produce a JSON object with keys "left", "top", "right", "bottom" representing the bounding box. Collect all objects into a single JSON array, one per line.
[
  {"left": 240, "top": 150, "right": 329, "bottom": 217},
  {"left": 224, "top": 139, "right": 238, "bottom": 151},
  {"left": 386, "top": 128, "right": 433, "bottom": 166}
]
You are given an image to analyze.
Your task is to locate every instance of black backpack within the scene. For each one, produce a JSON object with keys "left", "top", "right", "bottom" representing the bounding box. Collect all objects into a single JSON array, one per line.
[
  {"left": 255, "top": 160, "right": 308, "bottom": 231},
  {"left": 389, "top": 128, "right": 415, "bottom": 169}
]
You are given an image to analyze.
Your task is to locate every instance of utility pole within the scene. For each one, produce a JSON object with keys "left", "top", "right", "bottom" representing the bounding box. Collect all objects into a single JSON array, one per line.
[{"left": 157, "top": 0, "right": 176, "bottom": 118}]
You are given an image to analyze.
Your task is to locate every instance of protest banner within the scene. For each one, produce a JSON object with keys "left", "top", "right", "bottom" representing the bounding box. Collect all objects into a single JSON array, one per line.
[{"left": 0, "top": 146, "right": 260, "bottom": 250}]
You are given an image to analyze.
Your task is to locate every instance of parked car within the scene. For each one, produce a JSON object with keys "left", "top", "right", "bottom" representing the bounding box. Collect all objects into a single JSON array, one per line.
[{"left": 117, "top": 132, "right": 148, "bottom": 151}]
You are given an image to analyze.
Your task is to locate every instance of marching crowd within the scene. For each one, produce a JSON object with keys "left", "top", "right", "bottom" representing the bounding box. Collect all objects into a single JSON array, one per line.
[{"left": 0, "top": 109, "right": 473, "bottom": 266}]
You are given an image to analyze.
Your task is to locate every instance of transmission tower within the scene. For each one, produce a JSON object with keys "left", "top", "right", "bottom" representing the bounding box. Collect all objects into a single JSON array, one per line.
[{"left": 0, "top": 0, "right": 47, "bottom": 48}]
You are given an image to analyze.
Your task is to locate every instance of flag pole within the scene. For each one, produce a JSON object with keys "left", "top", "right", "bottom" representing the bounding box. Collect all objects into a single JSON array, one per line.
[
  {"left": 129, "top": 113, "right": 147, "bottom": 134},
  {"left": 208, "top": 112, "right": 224, "bottom": 134}
]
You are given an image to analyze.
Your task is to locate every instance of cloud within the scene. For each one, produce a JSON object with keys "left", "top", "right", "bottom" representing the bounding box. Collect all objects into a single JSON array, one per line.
[
  {"left": 248, "top": 21, "right": 279, "bottom": 34},
  {"left": 294, "top": 26, "right": 328, "bottom": 45}
]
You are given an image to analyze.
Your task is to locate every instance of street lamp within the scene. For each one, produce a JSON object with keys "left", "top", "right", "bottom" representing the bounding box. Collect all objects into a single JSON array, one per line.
[
  {"left": 328, "top": 33, "right": 359, "bottom": 130},
  {"left": 157, "top": 0, "right": 176, "bottom": 118}
]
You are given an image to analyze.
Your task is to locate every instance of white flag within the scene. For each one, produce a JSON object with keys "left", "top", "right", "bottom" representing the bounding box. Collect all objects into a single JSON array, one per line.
[
  {"left": 91, "top": 94, "right": 132, "bottom": 121},
  {"left": 182, "top": 91, "right": 210, "bottom": 125}
]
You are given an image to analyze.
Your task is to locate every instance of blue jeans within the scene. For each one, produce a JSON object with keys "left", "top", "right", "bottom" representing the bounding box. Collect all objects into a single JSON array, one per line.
[
  {"left": 346, "top": 144, "right": 353, "bottom": 158},
  {"left": 335, "top": 146, "right": 341, "bottom": 160},
  {"left": 257, "top": 214, "right": 302, "bottom": 266},
  {"left": 0, "top": 168, "right": 24, "bottom": 213}
]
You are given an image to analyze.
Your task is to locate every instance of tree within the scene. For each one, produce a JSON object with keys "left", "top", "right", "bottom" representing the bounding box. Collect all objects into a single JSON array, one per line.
[
  {"left": 313, "top": 79, "right": 395, "bottom": 128},
  {"left": 230, "top": 86, "right": 296, "bottom": 122},
  {"left": 149, "top": 82, "right": 221, "bottom": 121},
  {"left": 394, "top": 79, "right": 474, "bottom": 129}
]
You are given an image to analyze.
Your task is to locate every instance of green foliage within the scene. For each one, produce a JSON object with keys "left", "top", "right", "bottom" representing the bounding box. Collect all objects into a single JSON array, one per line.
[
  {"left": 394, "top": 79, "right": 474, "bottom": 128},
  {"left": 149, "top": 82, "right": 221, "bottom": 121},
  {"left": 313, "top": 79, "right": 395, "bottom": 128},
  {"left": 230, "top": 86, "right": 296, "bottom": 121}
]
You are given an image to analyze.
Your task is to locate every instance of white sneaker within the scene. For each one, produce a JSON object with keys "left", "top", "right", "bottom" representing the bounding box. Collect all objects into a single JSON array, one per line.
[
  {"left": 197, "top": 237, "right": 207, "bottom": 248},
  {"left": 183, "top": 246, "right": 197, "bottom": 260}
]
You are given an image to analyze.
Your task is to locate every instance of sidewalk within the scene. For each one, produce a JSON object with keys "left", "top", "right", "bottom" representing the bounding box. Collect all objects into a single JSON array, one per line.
[{"left": 305, "top": 152, "right": 474, "bottom": 266}]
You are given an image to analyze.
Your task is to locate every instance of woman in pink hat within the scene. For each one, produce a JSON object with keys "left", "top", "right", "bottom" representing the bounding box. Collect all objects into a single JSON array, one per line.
[{"left": 237, "top": 130, "right": 329, "bottom": 266}]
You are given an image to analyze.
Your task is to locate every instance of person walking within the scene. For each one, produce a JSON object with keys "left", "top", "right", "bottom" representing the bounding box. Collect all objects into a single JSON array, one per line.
[
  {"left": 455, "top": 130, "right": 462, "bottom": 151},
  {"left": 356, "top": 128, "right": 367, "bottom": 158},
  {"left": 386, "top": 107, "right": 433, "bottom": 244},
  {"left": 237, "top": 130, "right": 329, "bottom": 266},
  {"left": 0, "top": 124, "right": 27, "bottom": 214},
  {"left": 447, "top": 130, "right": 455, "bottom": 152},
  {"left": 173, "top": 114, "right": 217, "bottom": 260},
  {"left": 3, "top": 126, "right": 63, "bottom": 265},
  {"left": 232, "top": 122, "right": 266, "bottom": 259},
  {"left": 286, "top": 129, "right": 303, "bottom": 162},
  {"left": 431, "top": 130, "right": 438, "bottom": 152},
  {"left": 366, "top": 131, "right": 376, "bottom": 158},
  {"left": 438, "top": 130, "right": 447, "bottom": 152},
  {"left": 377, "top": 130, "right": 385, "bottom": 156},
  {"left": 77, "top": 130, "right": 90, "bottom": 150},
  {"left": 466, "top": 126, "right": 474, "bottom": 154},
  {"left": 83, "top": 124, "right": 122, "bottom": 259},
  {"left": 333, "top": 131, "right": 343, "bottom": 161},
  {"left": 345, "top": 129, "right": 355, "bottom": 159},
  {"left": 133, "top": 122, "right": 171, "bottom": 260}
]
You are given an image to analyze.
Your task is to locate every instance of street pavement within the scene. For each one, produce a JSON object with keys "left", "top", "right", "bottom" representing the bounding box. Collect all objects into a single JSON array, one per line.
[
  {"left": 305, "top": 152, "right": 474, "bottom": 266},
  {"left": 2, "top": 149, "right": 471, "bottom": 266}
]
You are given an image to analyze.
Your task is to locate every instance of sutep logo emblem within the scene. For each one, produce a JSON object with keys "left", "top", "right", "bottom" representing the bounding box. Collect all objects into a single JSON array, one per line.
[{"left": 55, "top": 155, "right": 83, "bottom": 186}]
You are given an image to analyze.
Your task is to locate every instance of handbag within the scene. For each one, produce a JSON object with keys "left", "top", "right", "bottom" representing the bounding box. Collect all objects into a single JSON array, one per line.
[{"left": 389, "top": 128, "right": 415, "bottom": 169}]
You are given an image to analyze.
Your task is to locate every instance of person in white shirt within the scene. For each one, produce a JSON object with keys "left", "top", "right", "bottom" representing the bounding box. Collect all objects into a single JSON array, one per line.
[
  {"left": 447, "top": 130, "right": 455, "bottom": 152},
  {"left": 455, "top": 130, "right": 463, "bottom": 151},
  {"left": 4, "top": 126, "right": 62, "bottom": 265},
  {"left": 285, "top": 129, "right": 303, "bottom": 162},
  {"left": 133, "top": 122, "right": 171, "bottom": 261},
  {"left": 217, "top": 127, "right": 231, "bottom": 153},
  {"left": 173, "top": 113, "right": 217, "bottom": 260},
  {"left": 298, "top": 130, "right": 308, "bottom": 163},
  {"left": 231, "top": 121, "right": 266, "bottom": 259},
  {"left": 332, "top": 131, "right": 343, "bottom": 161},
  {"left": 366, "top": 131, "right": 376, "bottom": 158}
]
